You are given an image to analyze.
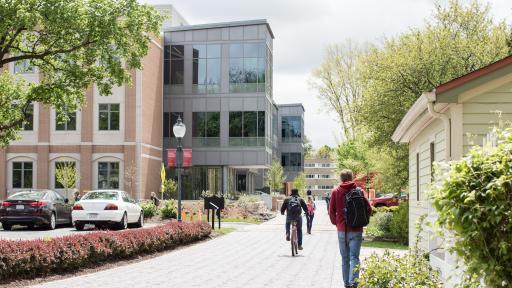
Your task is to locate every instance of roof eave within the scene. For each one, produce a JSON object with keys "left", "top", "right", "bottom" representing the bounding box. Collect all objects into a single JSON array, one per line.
[{"left": 391, "top": 94, "right": 429, "bottom": 143}]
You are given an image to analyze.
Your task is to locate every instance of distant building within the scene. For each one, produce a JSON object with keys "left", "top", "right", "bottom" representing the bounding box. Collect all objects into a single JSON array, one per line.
[
  {"left": 304, "top": 157, "right": 337, "bottom": 198},
  {"left": 278, "top": 104, "right": 305, "bottom": 182}
]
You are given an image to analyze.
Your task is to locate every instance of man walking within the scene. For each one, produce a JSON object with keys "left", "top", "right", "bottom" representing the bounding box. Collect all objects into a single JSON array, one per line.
[{"left": 329, "top": 170, "right": 371, "bottom": 288}]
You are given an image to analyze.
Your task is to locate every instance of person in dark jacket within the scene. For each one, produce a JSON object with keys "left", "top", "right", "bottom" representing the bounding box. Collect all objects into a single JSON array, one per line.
[
  {"left": 281, "top": 188, "right": 308, "bottom": 250},
  {"left": 150, "top": 192, "right": 160, "bottom": 207},
  {"left": 329, "top": 170, "right": 371, "bottom": 288}
]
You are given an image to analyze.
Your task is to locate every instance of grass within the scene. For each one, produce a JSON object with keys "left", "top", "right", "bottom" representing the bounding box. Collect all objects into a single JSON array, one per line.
[
  {"left": 199, "top": 215, "right": 262, "bottom": 224},
  {"left": 215, "top": 227, "right": 235, "bottom": 235},
  {"left": 362, "top": 240, "right": 408, "bottom": 250}
]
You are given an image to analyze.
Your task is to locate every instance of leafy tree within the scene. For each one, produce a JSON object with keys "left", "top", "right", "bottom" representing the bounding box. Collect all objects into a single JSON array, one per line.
[
  {"left": 317, "top": 145, "right": 333, "bottom": 159},
  {"left": 303, "top": 135, "right": 314, "bottom": 159},
  {"left": 266, "top": 160, "right": 285, "bottom": 194},
  {"left": 335, "top": 140, "right": 373, "bottom": 177},
  {"left": 162, "top": 178, "right": 177, "bottom": 200},
  {"left": 292, "top": 173, "right": 306, "bottom": 198},
  {"left": 356, "top": 0, "right": 510, "bottom": 191},
  {"left": 55, "top": 162, "right": 79, "bottom": 200},
  {"left": 0, "top": 0, "right": 163, "bottom": 145}
]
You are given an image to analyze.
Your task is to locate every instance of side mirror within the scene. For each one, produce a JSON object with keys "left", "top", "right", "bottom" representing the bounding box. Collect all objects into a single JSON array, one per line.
[{"left": 64, "top": 198, "right": 69, "bottom": 204}]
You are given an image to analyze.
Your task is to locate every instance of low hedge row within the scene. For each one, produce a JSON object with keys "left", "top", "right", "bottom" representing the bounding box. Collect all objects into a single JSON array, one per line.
[{"left": 0, "top": 221, "right": 212, "bottom": 282}]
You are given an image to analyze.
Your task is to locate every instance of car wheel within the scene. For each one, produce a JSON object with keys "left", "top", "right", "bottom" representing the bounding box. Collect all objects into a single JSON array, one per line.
[
  {"left": 46, "top": 213, "right": 56, "bottom": 230},
  {"left": 2, "top": 223, "right": 12, "bottom": 231},
  {"left": 117, "top": 213, "right": 128, "bottom": 230},
  {"left": 135, "top": 212, "right": 144, "bottom": 228},
  {"left": 75, "top": 222, "right": 85, "bottom": 231}
]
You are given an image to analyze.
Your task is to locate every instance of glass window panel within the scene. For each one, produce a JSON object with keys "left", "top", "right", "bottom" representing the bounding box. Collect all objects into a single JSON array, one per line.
[
  {"left": 193, "top": 58, "right": 207, "bottom": 85},
  {"left": 110, "top": 111, "right": 119, "bottom": 130},
  {"left": 281, "top": 154, "right": 289, "bottom": 167},
  {"left": 243, "top": 112, "right": 257, "bottom": 137},
  {"left": 12, "top": 167, "right": 22, "bottom": 188},
  {"left": 207, "top": 44, "right": 221, "bottom": 58},
  {"left": 229, "top": 58, "right": 244, "bottom": 84},
  {"left": 164, "top": 45, "right": 170, "bottom": 60},
  {"left": 55, "top": 162, "right": 75, "bottom": 189},
  {"left": 244, "top": 58, "right": 258, "bottom": 84},
  {"left": 257, "top": 58, "right": 266, "bottom": 84},
  {"left": 170, "top": 112, "right": 183, "bottom": 138},
  {"left": 170, "top": 45, "right": 184, "bottom": 59},
  {"left": 230, "top": 44, "right": 243, "bottom": 58},
  {"left": 164, "top": 60, "right": 170, "bottom": 85},
  {"left": 244, "top": 43, "right": 259, "bottom": 57},
  {"left": 163, "top": 112, "right": 170, "bottom": 138},
  {"left": 20, "top": 104, "right": 34, "bottom": 131},
  {"left": 192, "top": 44, "right": 206, "bottom": 59},
  {"left": 258, "top": 43, "right": 267, "bottom": 58},
  {"left": 229, "top": 112, "right": 243, "bottom": 137},
  {"left": 206, "top": 58, "right": 220, "bottom": 86},
  {"left": 99, "top": 111, "right": 109, "bottom": 130},
  {"left": 206, "top": 112, "right": 220, "bottom": 137},
  {"left": 171, "top": 59, "right": 184, "bottom": 85},
  {"left": 192, "top": 112, "right": 206, "bottom": 137},
  {"left": 13, "top": 162, "right": 21, "bottom": 170},
  {"left": 110, "top": 104, "right": 120, "bottom": 112},
  {"left": 258, "top": 111, "right": 265, "bottom": 137}
]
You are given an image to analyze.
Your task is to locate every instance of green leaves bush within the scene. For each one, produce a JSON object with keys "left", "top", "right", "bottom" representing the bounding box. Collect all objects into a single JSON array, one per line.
[
  {"left": 159, "top": 200, "right": 177, "bottom": 219},
  {"left": 140, "top": 201, "right": 157, "bottom": 218},
  {"left": 432, "top": 130, "right": 512, "bottom": 287},
  {"left": 366, "top": 203, "right": 408, "bottom": 245},
  {"left": 366, "top": 211, "right": 394, "bottom": 239},
  {"left": 389, "top": 203, "right": 408, "bottom": 245}
]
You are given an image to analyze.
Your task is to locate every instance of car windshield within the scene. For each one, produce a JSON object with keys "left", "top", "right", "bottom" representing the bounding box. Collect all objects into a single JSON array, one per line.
[
  {"left": 82, "top": 191, "right": 119, "bottom": 200},
  {"left": 8, "top": 191, "right": 47, "bottom": 200}
]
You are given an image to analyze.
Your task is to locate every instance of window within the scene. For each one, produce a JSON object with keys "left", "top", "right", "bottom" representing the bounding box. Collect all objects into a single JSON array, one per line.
[
  {"left": 416, "top": 153, "right": 420, "bottom": 201},
  {"left": 12, "top": 162, "right": 33, "bottom": 189},
  {"left": 305, "top": 174, "right": 315, "bottom": 179},
  {"left": 193, "top": 44, "right": 221, "bottom": 93},
  {"left": 304, "top": 163, "right": 315, "bottom": 168},
  {"left": 321, "top": 163, "right": 331, "bottom": 168},
  {"left": 318, "top": 185, "right": 334, "bottom": 190},
  {"left": 229, "top": 43, "right": 266, "bottom": 93},
  {"left": 192, "top": 112, "right": 220, "bottom": 146},
  {"left": 167, "top": 45, "right": 184, "bottom": 85},
  {"left": 430, "top": 142, "right": 435, "bottom": 182},
  {"left": 281, "top": 116, "right": 302, "bottom": 142},
  {"left": 163, "top": 112, "right": 184, "bottom": 138},
  {"left": 320, "top": 175, "right": 331, "bottom": 179},
  {"left": 56, "top": 111, "right": 77, "bottom": 131},
  {"left": 13, "top": 59, "right": 34, "bottom": 74},
  {"left": 54, "top": 161, "right": 76, "bottom": 189},
  {"left": 281, "top": 153, "right": 302, "bottom": 171},
  {"left": 17, "top": 103, "right": 34, "bottom": 131},
  {"left": 229, "top": 111, "right": 265, "bottom": 146},
  {"left": 98, "top": 162, "right": 119, "bottom": 189},
  {"left": 99, "top": 104, "right": 120, "bottom": 131}
]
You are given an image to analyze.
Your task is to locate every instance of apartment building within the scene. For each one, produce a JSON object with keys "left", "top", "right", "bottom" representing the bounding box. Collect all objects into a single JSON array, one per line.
[
  {"left": 278, "top": 104, "right": 305, "bottom": 181},
  {"left": 0, "top": 38, "right": 163, "bottom": 200},
  {"left": 304, "top": 157, "right": 338, "bottom": 198}
]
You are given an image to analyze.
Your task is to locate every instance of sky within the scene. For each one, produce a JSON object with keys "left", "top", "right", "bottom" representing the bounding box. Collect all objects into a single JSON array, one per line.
[{"left": 148, "top": 0, "right": 512, "bottom": 148}]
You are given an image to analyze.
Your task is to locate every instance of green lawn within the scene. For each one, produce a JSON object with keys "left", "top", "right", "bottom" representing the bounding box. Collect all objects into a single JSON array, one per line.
[
  {"left": 215, "top": 227, "right": 235, "bottom": 235},
  {"left": 362, "top": 240, "right": 408, "bottom": 250}
]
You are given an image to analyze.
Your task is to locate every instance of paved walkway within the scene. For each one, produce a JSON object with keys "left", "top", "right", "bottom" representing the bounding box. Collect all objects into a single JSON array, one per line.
[{"left": 34, "top": 202, "right": 400, "bottom": 288}]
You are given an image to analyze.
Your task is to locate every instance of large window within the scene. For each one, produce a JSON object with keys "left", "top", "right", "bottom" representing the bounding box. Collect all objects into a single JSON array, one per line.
[
  {"left": 282, "top": 116, "right": 302, "bottom": 142},
  {"left": 165, "top": 45, "right": 184, "bottom": 85},
  {"left": 192, "top": 112, "right": 220, "bottom": 147},
  {"left": 229, "top": 43, "right": 266, "bottom": 93},
  {"left": 163, "top": 112, "right": 184, "bottom": 138},
  {"left": 17, "top": 103, "right": 33, "bottom": 131},
  {"left": 56, "top": 111, "right": 77, "bottom": 131},
  {"left": 99, "top": 104, "right": 120, "bottom": 131},
  {"left": 12, "top": 162, "right": 33, "bottom": 189},
  {"left": 229, "top": 111, "right": 265, "bottom": 146},
  {"left": 54, "top": 161, "right": 76, "bottom": 189},
  {"left": 98, "top": 162, "right": 119, "bottom": 189},
  {"left": 281, "top": 153, "right": 302, "bottom": 171},
  {"left": 193, "top": 44, "right": 221, "bottom": 93}
]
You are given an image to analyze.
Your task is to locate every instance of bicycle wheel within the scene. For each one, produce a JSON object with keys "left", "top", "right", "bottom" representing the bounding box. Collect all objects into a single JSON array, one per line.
[
  {"left": 294, "top": 229, "right": 298, "bottom": 255},
  {"left": 291, "top": 225, "right": 296, "bottom": 257}
]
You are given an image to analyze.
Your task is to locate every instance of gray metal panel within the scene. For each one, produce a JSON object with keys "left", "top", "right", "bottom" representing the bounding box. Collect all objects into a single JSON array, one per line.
[
  {"left": 243, "top": 98, "right": 257, "bottom": 110},
  {"left": 244, "top": 26, "right": 258, "bottom": 40},
  {"left": 207, "top": 28, "right": 221, "bottom": 41},
  {"left": 221, "top": 28, "right": 229, "bottom": 41},
  {"left": 229, "top": 98, "right": 243, "bottom": 110},
  {"left": 229, "top": 26, "right": 243, "bottom": 40},
  {"left": 193, "top": 98, "right": 207, "bottom": 111},
  {"left": 206, "top": 98, "right": 221, "bottom": 111}
]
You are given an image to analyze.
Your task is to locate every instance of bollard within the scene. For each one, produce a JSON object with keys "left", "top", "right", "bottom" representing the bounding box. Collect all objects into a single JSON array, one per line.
[
  {"left": 197, "top": 209, "right": 202, "bottom": 222},
  {"left": 189, "top": 212, "right": 193, "bottom": 222},
  {"left": 181, "top": 210, "right": 187, "bottom": 222}
]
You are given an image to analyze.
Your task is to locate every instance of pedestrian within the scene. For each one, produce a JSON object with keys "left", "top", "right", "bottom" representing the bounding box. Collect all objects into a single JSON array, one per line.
[
  {"left": 329, "top": 169, "right": 371, "bottom": 288},
  {"left": 74, "top": 191, "right": 81, "bottom": 202},
  {"left": 150, "top": 191, "right": 160, "bottom": 207},
  {"left": 325, "top": 191, "right": 331, "bottom": 209},
  {"left": 306, "top": 196, "right": 316, "bottom": 234},
  {"left": 281, "top": 188, "right": 308, "bottom": 250},
  {"left": 306, "top": 189, "right": 312, "bottom": 197}
]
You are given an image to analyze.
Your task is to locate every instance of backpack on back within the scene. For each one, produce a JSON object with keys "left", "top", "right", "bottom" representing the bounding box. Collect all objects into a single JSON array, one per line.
[
  {"left": 344, "top": 187, "right": 371, "bottom": 228},
  {"left": 287, "top": 196, "right": 302, "bottom": 218}
]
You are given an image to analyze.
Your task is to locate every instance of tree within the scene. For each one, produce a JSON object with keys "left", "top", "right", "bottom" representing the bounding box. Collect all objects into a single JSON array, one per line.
[
  {"left": 0, "top": 0, "right": 163, "bottom": 145},
  {"left": 335, "top": 140, "right": 374, "bottom": 177},
  {"left": 292, "top": 173, "right": 306, "bottom": 198},
  {"left": 317, "top": 145, "right": 333, "bottom": 159},
  {"left": 303, "top": 135, "right": 314, "bottom": 159},
  {"left": 266, "top": 160, "right": 285, "bottom": 194},
  {"left": 356, "top": 0, "right": 510, "bottom": 191},
  {"left": 162, "top": 178, "right": 177, "bottom": 200},
  {"left": 124, "top": 161, "right": 137, "bottom": 198},
  {"left": 55, "top": 162, "right": 79, "bottom": 200},
  {"left": 310, "top": 40, "right": 366, "bottom": 140}
]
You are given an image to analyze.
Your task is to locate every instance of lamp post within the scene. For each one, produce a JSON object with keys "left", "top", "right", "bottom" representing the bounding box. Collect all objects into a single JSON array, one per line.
[{"left": 173, "top": 116, "right": 186, "bottom": 222}]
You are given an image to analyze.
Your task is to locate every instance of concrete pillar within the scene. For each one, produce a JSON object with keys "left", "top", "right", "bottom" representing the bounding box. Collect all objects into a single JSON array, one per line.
[
  {"left": 80, "top": 88, "right": 94, "bottom": 193},
  {"left": 37, "top": 145, "right": 49, "bottom": 189},
  {"left": 0, "top": 148, "right": 6, "bottom": 199},
  {"left": 222, "top": 166, "right": 228, "bottom": 195},
  {"left": 80, "top": 146, "right": 92, "bottom": 192}
]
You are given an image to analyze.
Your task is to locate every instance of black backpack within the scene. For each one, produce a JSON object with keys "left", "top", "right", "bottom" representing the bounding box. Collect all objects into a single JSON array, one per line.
[
  {"left": 287, "top": 196, "right": 302, "bottom": 218},
  {"left": 344, "top": 187, "right": 371, "bottom": 228}
]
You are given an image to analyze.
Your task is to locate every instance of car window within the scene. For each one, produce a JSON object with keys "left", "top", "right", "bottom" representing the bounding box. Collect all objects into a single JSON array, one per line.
[
  {"left": 82, "top": 191, "right": 119, "bottom": 200},
  {"left": 9, "top": 191, "right": 47, "bottom": 200},
  {"left": 54, "top": 191, "right": 66, "bottom": 201},
  {"left": 121, "top": 192, "right": 130, "bottom": 203},
  {"left": 46, "top": 192, "right": 56, "bottom": 201}
]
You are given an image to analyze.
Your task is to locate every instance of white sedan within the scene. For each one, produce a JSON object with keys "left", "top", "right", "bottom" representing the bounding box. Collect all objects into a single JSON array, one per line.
[{"left": 72, "top": 190, "right": 143, "bottom": 230}]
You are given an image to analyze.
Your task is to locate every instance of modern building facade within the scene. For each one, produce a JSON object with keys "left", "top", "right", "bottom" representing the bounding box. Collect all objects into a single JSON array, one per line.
[
  {"left": 278, "top": 104, "right": 305, "bottom": 181},
  {"left": 304, "top": 157, "right": 337, "bottom": 198},
  {"left": 0, "top": 37, "right": 163, "bottom": 200}
]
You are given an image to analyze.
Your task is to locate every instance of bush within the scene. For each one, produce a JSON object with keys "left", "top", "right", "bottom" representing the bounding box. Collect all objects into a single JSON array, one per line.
[
  {"left": 140, "top": 201, "right": 158, "bottom": 218},
  {"left": 0, "top": 221, "right": 211, "bottom": 282},
  {"left": 159, "top": 200, "right": 177, "bottom": 219},
  {"left": 366, "top": 211, "right": 393, "bottom": 239},
  {"left": 389, "top": 202, "right": 408, "bottom": 245}
]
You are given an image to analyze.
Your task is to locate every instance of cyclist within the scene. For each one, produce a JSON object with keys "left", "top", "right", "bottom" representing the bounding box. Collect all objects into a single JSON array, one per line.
[{"left": 281, "top": 188, "right": 308, "bottom": 250}]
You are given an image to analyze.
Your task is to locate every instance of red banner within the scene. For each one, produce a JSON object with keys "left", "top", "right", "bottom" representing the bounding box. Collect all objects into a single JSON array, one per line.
[{"left": 167, "top": 148, "right": 192, "bottom": 167}]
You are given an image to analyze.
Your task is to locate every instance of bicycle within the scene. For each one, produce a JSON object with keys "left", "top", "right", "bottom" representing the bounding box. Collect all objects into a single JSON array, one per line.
[{"left": 290, "top": 220, "right": 298, "bottom": 256}]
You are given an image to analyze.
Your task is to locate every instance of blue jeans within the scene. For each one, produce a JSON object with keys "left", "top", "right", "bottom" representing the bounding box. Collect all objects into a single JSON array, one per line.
[
  {"left": 285, "top": 217, "right": 303, "bottom": 246},
  {"left": 337, "top": 231, "right": 363, "bottom": 287}
]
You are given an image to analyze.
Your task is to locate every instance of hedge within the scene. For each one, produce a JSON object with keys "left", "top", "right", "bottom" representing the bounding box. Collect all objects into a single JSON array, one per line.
[{"left": 0, "top": 221, "right": 211, "bottom": 282}]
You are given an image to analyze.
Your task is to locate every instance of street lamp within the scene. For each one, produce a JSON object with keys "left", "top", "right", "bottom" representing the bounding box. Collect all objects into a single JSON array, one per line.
[{"left": 173, "top": 116, "right": 186, "bottom": 222}]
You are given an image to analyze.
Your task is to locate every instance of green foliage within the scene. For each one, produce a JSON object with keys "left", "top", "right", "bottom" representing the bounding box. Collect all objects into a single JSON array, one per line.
[
  {"left": 366, "top": 211, "right": 394, "bottom": 239},
  {"left": 367, "top": 203, "right": 409, "bottom": 245},
  {"left": 389, "top": 203, "right": 409, "bottom": 245},
  {"left": 303, "top": 136, "right": 314, "bottom": 159},
  {"left": 55, "top": 162, "right": 79, "bottom": 196},
  {"left": 292, "top": 173, "right": 306, "bottom": 198},
  {"left": 159, "top": 200, "right": 177, "bottom": 219},
  {"left": 0, "top": 0, "right": 164, "bottom": 145},
  {"left": 140, "top": 201, "right": 157, "bottom": 218},
  {"left": 432, "top": 130, "right": 512, "bottom": 287},
  {"left": 316, "top": 145, "right": 333, "bottom": 159},
  {"left": 266, "top": 160, "right": 285, "bottom": 193},
  {"left": 335, "top": 139, "right": 373, "bottom": 176},
  {"left": 162, "top": 178, "right": 177, "bottom": 200}
]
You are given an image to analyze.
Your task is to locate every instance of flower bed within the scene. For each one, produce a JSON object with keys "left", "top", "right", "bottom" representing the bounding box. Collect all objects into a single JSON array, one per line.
[{"left": 0, "top": 221, "right": 211, "bottom": 282}]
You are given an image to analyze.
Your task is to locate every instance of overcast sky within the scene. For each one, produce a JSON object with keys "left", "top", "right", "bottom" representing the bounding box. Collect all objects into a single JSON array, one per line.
[{"left": 149, "top": 0, "right": 512, "bottom": 148}]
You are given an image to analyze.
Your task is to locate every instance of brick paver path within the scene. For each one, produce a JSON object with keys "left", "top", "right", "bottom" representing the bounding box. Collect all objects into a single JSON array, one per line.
[{"left": 34, "top": 202, "right": 400, "bottom": 288}]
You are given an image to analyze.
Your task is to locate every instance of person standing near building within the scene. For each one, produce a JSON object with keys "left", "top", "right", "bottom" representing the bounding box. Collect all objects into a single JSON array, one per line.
[
  {"left": 306, "top": 196, "right": 316, "bottom": 234},
  {"left": 329, "top": 169, "right": 371, "bottom": 288},
  {"left": 325, "top": 191, "right": 331, "bottom": 210}
]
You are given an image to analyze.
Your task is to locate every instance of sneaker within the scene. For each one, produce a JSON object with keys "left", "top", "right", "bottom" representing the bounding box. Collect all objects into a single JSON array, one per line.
[
  {"left": 298, "top": 246, "right": 303, "bottom": 250},
  {"left": 286, "top": 235, "right": 290, "bottom": 241}
]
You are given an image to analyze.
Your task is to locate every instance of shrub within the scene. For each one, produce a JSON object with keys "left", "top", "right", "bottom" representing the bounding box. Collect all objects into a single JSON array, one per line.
[
  {"left": 140, "top": 201, "right": 158, "bottom": 218},
  {"left": 389, "top": 202, "right": 409, "bottom": 245},
  {"left": 432, "top": 129, "right": 512, "bottom": 287},
  {"left": 366, "top": 211, "right": 393, "bottom": 239},
  {"left": 0, "top": 221, "right": 211, "bottom": 282},
  {"left": 159, "top": 200, "right": 177, "bottom": 219}
]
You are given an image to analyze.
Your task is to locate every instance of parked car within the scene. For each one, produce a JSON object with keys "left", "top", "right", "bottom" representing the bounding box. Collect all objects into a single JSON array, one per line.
[
  {"left": 72, "top": 190, "right": 143, "bottom": 230},
  {"left": 0, "top": 189, "right": 72, "bottom": 230},
  {"left": 370, "top": 193, "right": 400, "bottom": 208}
]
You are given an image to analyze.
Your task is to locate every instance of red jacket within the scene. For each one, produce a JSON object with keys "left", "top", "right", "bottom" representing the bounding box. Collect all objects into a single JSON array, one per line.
[{"left": 329, "top": 181, "right": 371, "bottom": 232}]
